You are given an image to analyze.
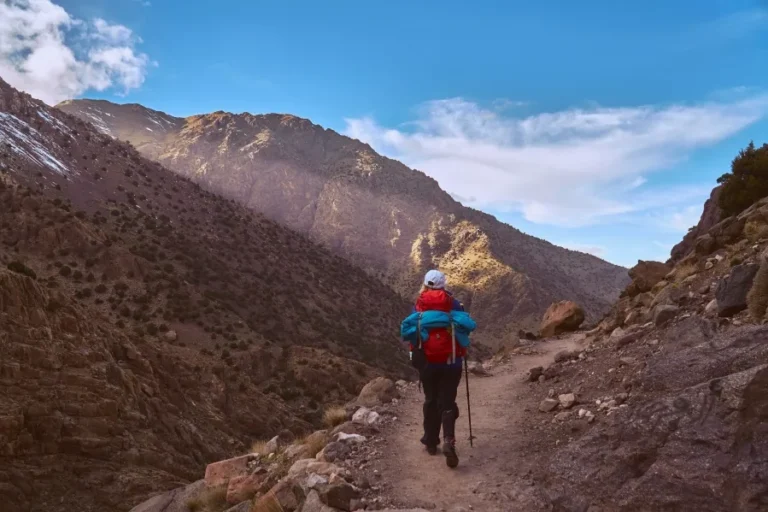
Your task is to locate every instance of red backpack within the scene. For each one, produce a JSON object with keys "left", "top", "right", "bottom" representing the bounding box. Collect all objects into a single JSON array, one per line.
[{"left": 415, "top": 289, "right": 467, "bottom": 364}]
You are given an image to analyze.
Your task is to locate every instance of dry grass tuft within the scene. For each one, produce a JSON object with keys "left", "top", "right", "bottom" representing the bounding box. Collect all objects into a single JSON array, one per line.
[
  {"left": 185, "top": 486, "right": 228, "bottom": 512},
  {"left": 323, "top": 406, "right": 348, "bottom": 428},
  {"left": 250, "top": 439, "right": 269, "bottom": 455}
]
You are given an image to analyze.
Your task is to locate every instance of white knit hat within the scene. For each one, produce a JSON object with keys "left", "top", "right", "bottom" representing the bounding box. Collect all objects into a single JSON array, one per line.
[{"left": 423, "top": 269, "right": 446, "bottom": 289}]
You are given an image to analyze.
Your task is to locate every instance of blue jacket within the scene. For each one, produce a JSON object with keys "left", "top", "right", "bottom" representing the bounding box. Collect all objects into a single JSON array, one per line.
[{"left": 400, "top": 310, "right": 477, "bottom": 348}]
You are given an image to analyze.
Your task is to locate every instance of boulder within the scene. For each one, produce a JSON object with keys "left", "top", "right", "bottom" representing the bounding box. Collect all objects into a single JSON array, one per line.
[
  {"left": 226, "top": 472, "right": 268, "bottom": 504},
  {"left": 694, "top": 234, "right": 717, "bottom": 256},
  {"left": 287, "top": 459, "right": 344, "bottom": 481},
  {"left": 204, "top": 454, "right": 258, "bottom": 488},
  {"left": 716, "top": 264, "right": 760, "bottom": 317},
  {"left": 626, "top": 261, "right": 672, "bottom": 297},
  {"left": 315, "top": 441, "right": 350, "bottom": 463},
  {"left": 540, "top": 301, "right": 585, "bottom": 338},
  {"left": 653, "top": 305, "right": 679, "bottom": 327},
  {"left": 356, "top": 377, "right": 398, "bottom": 407},
  {"left": 330, "top": 421, "right": 379, "bottom": 438}
]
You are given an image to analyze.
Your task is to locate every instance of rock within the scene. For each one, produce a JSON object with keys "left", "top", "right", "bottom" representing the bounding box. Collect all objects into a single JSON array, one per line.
[
  {"left": 205, "top": 454, "right": 258, "bottom": 488},
  {"left": 651, "top": 279, "right": 670, "bottom": 295},
  {"left": 467, "top": 361, "right": 491, "bottom": 376},
  {"left": 619, "top": 357, "right": 637, "bottom": 367},
  {"left": 695, "top": 234, "right": 717, "bottom": 256},
  {"left": 610, "top": 327, "right": 626, "bottom": 339},
  {"left": 395, "top": 379, "right": 408, "bottom": 388},
  {"left": 653, "top": 305, "right": 679, "bottom": 327},
  {"left": 705, "top": 299, "right": 719, "bottom": 316},
  {"left": 287, "top": 459, "right": 344, "bottom": 481},
  {"left": 264, "top": 430, "right": 294, "bottom": 455},
  {"left": 553, "top": 411, "right": 571, "bottom": 422},
  {"left": 705, "top": 260, "right": 715, "bottom": 270},
  {"left": 558, "top": 393, "right": 577, "bottom": 409},
  {"left": 163, "top": 330, "right": 178, "bottom": 342},
  {"left": 699, "top": 282, "right": 711, "bottom": 295},
  {"left": 254, "top": 478, "right": 301, "bottom": 512},
  {"left": 626, "top": 261, "right": 672, "bottom": 297},
  {"left": 539, "top": 398, "right": 559, "bottom": 412},
  {"left": 226, "top": 472, "right": 269, "bottom": 504},
  {"left": 316, "top": 442, "right": 350, "bottom": 463},
  {"left": 223, "top": 502, "right": 252, "bottom": 512},
  {"left": 519, "top": 329, "right": 539, "bottom": 340},
  {"left": 716, "top": 264, "right": 760, "bottom": 317},
  {"left": 334, "top": 432, "right": 366, "bottom": 444},
  {"left": 330, "top": 421, "right": 378, "bottom": 438},
  {"left": 301, "top": 490, "right": 337, "bottom": 512},
  {"left": 527, "top": 366, "right": 544, "bottom": 382},
  {"left": 129, "top": 480, "right": 206, "bottom": 512},
  {"left": 554, "top": 350, "right": 581, "bottom": 363},
  {"left": 356, "top": 377, "right": 398, "bottom": 407},
  {"left": 615, "top": 329, "right": 643, "bottom": 349},
  {"left": 284, "top": 443, "right": 311, "bottom": 460},
  {"left": 540, "top": 301, "right": 585, "bottom": 337},
  {"left": 315, "top": 480, "right": 360, "bottom": 511},
  {"left": 352, "top": 407, "right": 380, "bottom": 425}
]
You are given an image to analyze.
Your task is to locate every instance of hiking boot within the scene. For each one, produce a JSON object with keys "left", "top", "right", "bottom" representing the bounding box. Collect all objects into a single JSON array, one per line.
[
  {"left": 442, "top": 437, "right": 459, "bottom": 468},
  {"left": 421, "top": 436, "right": 438, "bottom": 455}
]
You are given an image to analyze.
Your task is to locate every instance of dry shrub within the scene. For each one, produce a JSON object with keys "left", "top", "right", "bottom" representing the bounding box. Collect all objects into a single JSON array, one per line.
[
  {"left": 185, "top": 486, "right": 227, "bottom": 512},
  {"left": 748, "top": 260, "right": 768, "bottom": 321},
  {"left": 323, "top": 406, "right": 348, "bottom": 428},
  {"left": 744, "top": 220, "right": 768, "bottom": 242}
]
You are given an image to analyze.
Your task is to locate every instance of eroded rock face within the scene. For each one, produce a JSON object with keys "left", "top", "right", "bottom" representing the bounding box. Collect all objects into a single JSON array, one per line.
[
  {"left": 540, "top": 301, "right": 585, "bottom": 338},
  {"left": 716, "top": 264, "right": 759, "bottom": 317},
  {"left": 541, "top": 323, "right": 768, "bottom": 511}
]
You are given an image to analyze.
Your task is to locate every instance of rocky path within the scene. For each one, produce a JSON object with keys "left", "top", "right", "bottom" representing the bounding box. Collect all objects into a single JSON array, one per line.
[{"left": 368, "top": 336, "right": 583, "bottom": 512}]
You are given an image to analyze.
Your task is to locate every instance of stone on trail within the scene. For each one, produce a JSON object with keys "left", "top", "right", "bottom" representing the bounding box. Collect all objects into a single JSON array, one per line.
[
  {"left": 316, "top": 441, "right": 350, "bottom": 463},
  {"left": 653, "top": 305, "right": 679, "bottom": 327},
  {"left": 301, "top": 490, "right": 337, "bottom": 512},
  {"left": 539, "top": 398, "right": 559, "bottom": 412},
  {"left": 558, "top": 393, "right": 577, "bottom": 409}
]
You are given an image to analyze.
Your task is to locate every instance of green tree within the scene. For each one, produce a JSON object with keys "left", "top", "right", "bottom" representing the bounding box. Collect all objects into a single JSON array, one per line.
[{"left": 718, "top": 141, "right": 768, "bottom": 217}]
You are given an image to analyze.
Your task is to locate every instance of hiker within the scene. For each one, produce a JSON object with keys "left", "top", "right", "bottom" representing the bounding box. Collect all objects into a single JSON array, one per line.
[{"left": 400, "top": 269, "right": 476, "bottom": 468}]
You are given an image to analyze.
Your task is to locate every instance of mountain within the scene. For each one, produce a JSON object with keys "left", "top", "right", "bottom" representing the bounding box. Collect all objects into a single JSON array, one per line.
[
  {"left": 57, "top": 99, "right": 631, "bottom": 346},
  {"left": 0, "top": 77, "right": 412, "bottom": 512}
]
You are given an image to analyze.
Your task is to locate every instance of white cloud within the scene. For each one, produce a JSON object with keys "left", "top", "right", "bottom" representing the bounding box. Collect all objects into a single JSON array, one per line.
[
  {"left": 560, "top": 242, "right": 607, "bottom": 258},
  {"left": 344, "top": 94, "right": 768, "bottom": 227},
  {"left": 0, "top": 0, "right": 152, "bottom": 105}
]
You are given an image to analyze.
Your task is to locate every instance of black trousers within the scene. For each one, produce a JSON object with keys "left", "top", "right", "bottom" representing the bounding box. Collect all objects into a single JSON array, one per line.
[{"left": 420, "top": 364, "right": 462, "bottom": 447}]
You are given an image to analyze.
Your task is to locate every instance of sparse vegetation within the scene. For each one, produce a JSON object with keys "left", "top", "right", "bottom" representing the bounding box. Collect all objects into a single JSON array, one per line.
[
  {"left": 323, "top": 405, "right": 348, "bottom": 428},
  {"left": 185, "top": 486, "right": 228, "bottom": 512}
]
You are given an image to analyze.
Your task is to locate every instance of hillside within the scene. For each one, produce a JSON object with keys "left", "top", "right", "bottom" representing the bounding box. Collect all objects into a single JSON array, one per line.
[
  {"left": 0, "top": 77, "right": 413, "bottom": 512},
  {"left": 57, "top": 99, "right": 631, "bottom": 345}
]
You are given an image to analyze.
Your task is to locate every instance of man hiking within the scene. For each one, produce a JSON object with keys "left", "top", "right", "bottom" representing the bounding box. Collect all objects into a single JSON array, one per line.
[{"left": 400, "top": 269, "right": 476, "bottom": 468}]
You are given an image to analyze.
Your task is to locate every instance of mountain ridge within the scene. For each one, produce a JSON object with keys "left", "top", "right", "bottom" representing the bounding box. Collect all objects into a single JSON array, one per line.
[{"left": 58, "top": 98, "right": 631, "bottom": 345}]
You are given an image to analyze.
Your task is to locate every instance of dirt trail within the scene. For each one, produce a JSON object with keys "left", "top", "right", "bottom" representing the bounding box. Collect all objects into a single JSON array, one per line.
[{"left": 372, "top": 336, "right": 584, "bottom": 512}]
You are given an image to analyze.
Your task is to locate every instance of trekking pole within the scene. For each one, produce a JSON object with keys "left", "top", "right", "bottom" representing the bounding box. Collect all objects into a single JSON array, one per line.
[{"left": 464, "top": 357, "right": 475, "bottom": 447}]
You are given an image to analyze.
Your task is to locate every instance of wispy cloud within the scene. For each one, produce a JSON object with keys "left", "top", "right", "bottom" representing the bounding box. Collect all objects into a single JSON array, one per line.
[
  {"left": 560, "top": 242, "right": 607, "bottom": 258},
  {"left": 344, "top": 93, "right": 768, "bottom": 227},
  {"left": 0, "top": 0, "right": 153, "bottom": 104}
]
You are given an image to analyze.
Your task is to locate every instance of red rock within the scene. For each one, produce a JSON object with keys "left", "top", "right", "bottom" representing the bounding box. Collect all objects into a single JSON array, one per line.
[
  {"left": 204, "top": 454, "right": 258, "bottom": 488},
  {"left": 540, "top": 301, "right": 585, "bottom": 338},
  {"left": 226, "top": 472, "right": 268, "bottom": 504}
]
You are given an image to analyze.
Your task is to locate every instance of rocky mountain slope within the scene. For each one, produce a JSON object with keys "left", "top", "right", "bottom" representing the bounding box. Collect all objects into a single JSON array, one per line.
[
  {"left": 57, "top": 99, "right": 630, "bottom": 346},
  {"left": 0, "top": 77, "right": 414, "bottom": 512}
]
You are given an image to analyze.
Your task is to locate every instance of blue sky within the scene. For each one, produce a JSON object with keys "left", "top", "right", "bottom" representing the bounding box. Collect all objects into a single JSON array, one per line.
[{"left": 2, "top": 0, "right": 768, "bottom": 266}]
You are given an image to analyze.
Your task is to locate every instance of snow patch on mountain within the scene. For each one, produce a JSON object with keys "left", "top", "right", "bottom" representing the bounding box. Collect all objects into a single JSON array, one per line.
[{"left": 0, "top": 113, "right": 70, "bottom": 175}]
